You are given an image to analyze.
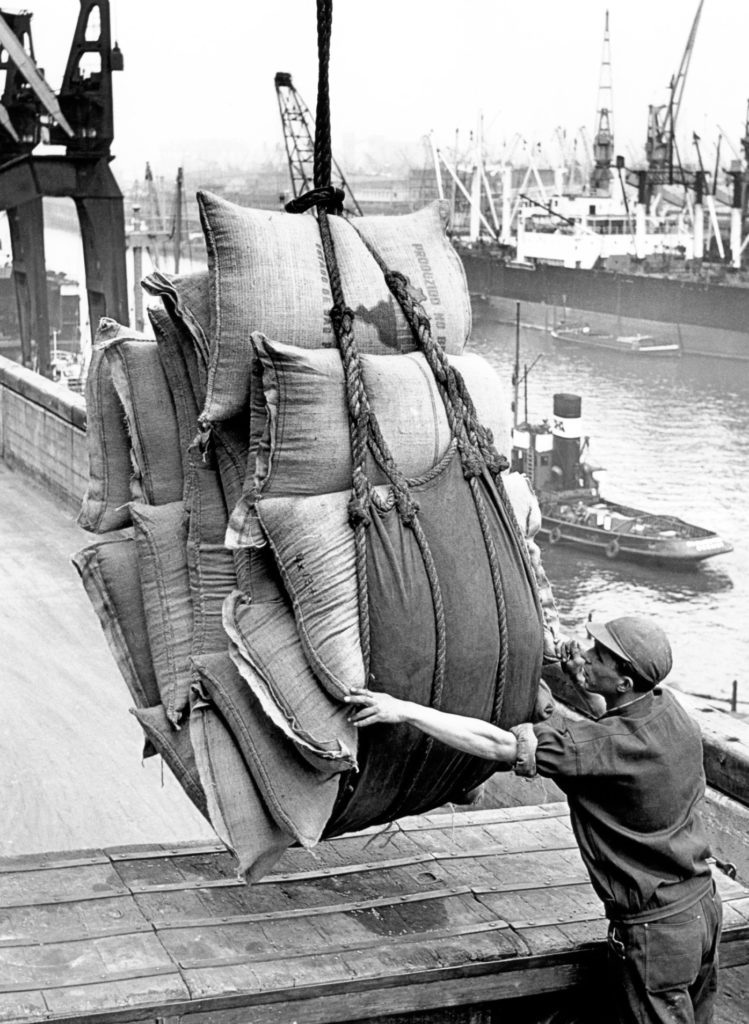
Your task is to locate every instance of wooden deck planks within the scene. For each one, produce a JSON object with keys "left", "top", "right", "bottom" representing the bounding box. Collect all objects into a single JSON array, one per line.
[{"left": 0, "top": 804, "right": 747, "bottom": 1024}]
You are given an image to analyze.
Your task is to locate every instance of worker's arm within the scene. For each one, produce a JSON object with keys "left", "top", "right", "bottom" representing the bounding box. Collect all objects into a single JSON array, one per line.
[{"left": 344, "top": 688, "right": 519, "bottom": 763}]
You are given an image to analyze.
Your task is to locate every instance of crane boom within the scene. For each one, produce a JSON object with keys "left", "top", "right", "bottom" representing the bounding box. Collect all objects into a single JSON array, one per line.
[
  {"left": 0, "top": 12, "right": 73, "bottom": 136},
  {"left": 274, "top": 71, "right": 362, "bottom": 216},
  {"left": 668, "top": 0, "right": 704, "bottom": 141},
  {"left": 646, "top": 0, "right": 703, "bottom": 181}
]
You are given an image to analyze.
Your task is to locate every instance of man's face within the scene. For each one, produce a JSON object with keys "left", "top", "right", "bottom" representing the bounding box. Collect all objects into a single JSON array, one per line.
[{"left": 581, "top": 642, "right": 626, "bottom": 697}]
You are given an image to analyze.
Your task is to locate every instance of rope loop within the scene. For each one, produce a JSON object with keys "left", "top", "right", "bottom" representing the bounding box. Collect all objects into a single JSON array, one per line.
[{"left": 285, "top": 185, "right": 345, "bottom": 215}]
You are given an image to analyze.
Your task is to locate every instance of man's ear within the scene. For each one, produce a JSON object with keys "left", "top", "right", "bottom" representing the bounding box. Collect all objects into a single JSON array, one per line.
[{"left": 617, "top": 674, "right": 635, "bottom": 695}]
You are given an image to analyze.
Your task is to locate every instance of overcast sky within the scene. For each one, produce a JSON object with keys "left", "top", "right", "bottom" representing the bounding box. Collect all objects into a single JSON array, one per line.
[{"left": 12, "top": 0, "right": 749, "bottom": 181}]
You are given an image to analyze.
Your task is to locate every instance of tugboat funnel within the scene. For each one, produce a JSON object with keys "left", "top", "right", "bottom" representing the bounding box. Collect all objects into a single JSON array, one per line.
[{"left": 552, "top": 393, "right": 582, "bottom": 490}]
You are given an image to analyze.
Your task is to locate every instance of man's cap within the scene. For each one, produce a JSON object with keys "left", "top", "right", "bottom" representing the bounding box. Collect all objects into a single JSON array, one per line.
[{"left": 587, "top": 615, "right": 672, "bottom": 686}]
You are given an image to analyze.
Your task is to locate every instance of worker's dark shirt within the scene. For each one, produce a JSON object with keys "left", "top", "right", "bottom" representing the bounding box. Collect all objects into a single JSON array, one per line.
[{"left": 534, "top": 687, "right": 712, "bottom": 922}]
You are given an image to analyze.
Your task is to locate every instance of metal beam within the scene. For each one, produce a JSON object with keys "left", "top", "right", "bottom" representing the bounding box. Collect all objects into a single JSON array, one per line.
[
  {"left": 5, "top": 198, "right": 50, "bottom": 374},
  {"left": 0, "top": 154, "right": 128, "bottom": 346}
]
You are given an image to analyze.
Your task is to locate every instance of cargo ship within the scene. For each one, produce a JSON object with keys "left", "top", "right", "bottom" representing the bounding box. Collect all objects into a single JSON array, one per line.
[
  {"left": 452, "top": 0, "right": 749, "bottom": 361},
  {"left": 461, "top": 250, "right": 749, "bottom": 361}
]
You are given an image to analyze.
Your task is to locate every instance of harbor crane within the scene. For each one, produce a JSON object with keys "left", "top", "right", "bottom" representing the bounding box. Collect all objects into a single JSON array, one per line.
[
  {"left": 274, "top": 71, "right": 362, "bottom": 216},
  {"left": 644, "top": 0, "right": 704, "bottom": 188},
  {"left": 0, "top": 0, "right": 128, "bottom": 376},
  {"left": 590, "top": 10, "right": 614, "bottom": 194}
]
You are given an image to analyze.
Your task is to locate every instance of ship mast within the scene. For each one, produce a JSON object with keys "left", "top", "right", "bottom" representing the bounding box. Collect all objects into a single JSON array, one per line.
[{"left": 590, "top": 10, "right": 614, "bottom": 195}]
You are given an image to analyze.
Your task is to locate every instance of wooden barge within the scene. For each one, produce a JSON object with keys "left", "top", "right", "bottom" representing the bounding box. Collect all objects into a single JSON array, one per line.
[{"left": 2, "top": 354, "right": 749, "bottom": 1023}]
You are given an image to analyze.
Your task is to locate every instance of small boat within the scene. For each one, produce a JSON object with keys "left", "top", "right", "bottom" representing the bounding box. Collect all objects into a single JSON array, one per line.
[
  {"left": 550, "top": 323, "right": 681, "bottom": 356},
  {"left": 538, "top": 494, "right": 733, "bottom": 565},
  {"left": 511, "top": 393, "right": 732, "bottom": 566}
]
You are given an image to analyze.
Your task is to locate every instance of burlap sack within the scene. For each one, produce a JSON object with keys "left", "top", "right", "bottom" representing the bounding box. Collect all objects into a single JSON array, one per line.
[
  {"left": 77, "top": 319, "right": 146, "bottom": 532},
  {"left": 255, "top": 489, "right": 363, "bottom": 697},
  {"left": 197, "top": 193, "right": 471, "bottom": 423},
  {"left": 141, "top": 270, "right": 211, "bottom": 380},
  {"left": 191, "top": 652, "right": 339, "bottom": 847},
  {"left": 223, "top": 590, "right": 357, "bottom": 772},
  {"left": 149, "top": 305, "right": 202, "bottom": 480},
  {"left": 189, "top": 692, "right": 293, "bottom": 881},
  {"left": 72, "top": 534, "right": 159, "bottom": 710},
  {"left": 184, "top": 442, "right": 237, "bottom": 662},
  {"left": 130, "top": 502, "right": 193, "bottom": 724},
  {"left": 131, "top": 705, "right": 208, "bottom": 818},
  {"left": 102, "top": 330, "right": 183, "bottom": 506}
]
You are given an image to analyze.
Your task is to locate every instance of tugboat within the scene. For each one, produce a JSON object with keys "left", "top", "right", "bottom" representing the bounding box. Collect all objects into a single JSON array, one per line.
[{"left": 511, "top": 393, "right": 733, "bottom": 566}]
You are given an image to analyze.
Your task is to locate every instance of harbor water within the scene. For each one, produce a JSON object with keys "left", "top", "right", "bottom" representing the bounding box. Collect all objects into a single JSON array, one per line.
[{"left": 471, "top": 305, "right": 749, "bottom": 711}]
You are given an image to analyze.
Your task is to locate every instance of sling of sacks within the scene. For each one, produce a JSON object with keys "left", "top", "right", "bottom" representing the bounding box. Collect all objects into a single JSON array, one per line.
[{"left": 73, "top": 194, "right": 551, "bottom": 881}]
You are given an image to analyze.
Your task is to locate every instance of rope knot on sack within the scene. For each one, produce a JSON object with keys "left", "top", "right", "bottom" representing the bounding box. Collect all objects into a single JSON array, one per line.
[
  {"left": 458, "top": 441, "right": 485, "bottom": 480},
  {"left": 348, "top": 495, "right": 371, "bottom": 528},
  {"left": 285, "top": 185, "right": 345, "bottom": 215},
  {"left": 394, "top": 491, "right": 421, "bottom": 525},
  {"left": 384, "top": 270, "right": 433, "bottom": 338},
  {"left": 330, "top": 303, "right": 356, "bottom": 336}
]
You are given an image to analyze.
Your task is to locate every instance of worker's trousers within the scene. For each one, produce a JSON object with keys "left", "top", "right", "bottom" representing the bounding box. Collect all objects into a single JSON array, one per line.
[{"left": 607, "top": 881, "right": 723, "bottom": 1024}]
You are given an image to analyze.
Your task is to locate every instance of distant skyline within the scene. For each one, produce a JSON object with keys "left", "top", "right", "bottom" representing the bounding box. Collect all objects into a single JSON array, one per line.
[{"left": 11, "top": 0, "right": 749, "bottom": 183}]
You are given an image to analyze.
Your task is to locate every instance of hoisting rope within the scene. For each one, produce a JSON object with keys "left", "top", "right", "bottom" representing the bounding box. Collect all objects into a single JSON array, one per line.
[{"left": 285, "top": 0, "right": 540, "bottom": 732}]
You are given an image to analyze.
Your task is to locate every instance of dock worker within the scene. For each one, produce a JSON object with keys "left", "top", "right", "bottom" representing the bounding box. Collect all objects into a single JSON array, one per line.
[{"left": 345, "top": 615, "right": 722, "bottom": 1024}]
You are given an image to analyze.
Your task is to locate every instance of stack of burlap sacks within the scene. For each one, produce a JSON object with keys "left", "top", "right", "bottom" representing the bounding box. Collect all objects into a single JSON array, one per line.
[{"left": 73, "top": 194, "right": 555, "bottom": 881}]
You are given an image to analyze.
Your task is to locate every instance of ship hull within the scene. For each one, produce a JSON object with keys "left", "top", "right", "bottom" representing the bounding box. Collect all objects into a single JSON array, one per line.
[{"left": 461, "top": 251, "right": 749, "bottom": 360}]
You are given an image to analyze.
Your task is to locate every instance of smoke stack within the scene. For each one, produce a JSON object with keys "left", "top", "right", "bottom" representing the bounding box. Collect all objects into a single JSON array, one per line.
[{"left": 552, "top": 393, "right": 582, "bottom": 489}]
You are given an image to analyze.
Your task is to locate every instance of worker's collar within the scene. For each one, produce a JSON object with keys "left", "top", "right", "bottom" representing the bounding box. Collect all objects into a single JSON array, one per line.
[{"left": 603, "top": 688, "right": 659, "bottom": 718}]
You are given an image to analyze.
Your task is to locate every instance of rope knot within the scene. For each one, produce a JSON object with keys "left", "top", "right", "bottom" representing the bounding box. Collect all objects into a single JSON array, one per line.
[
  {"left": 384, "top": 270, "right": 429, "bottom": 312},
  {"left": 330, "top": 303, "right": 356, "bottom": 336},
  {"left": 458, "top": 441, "right": 484, "bottom": 479},
  {"left": 394, "top": 491, "right": 420, "bottom": 525},
  {"left": 285, "top": 185, "right": 345, "bottom": 215},
  {"left": 485, "top": 450, "right": 510, "bottom": 475},
  {"left": 348, "top": 495, "right": 371, "bottom": 528}
]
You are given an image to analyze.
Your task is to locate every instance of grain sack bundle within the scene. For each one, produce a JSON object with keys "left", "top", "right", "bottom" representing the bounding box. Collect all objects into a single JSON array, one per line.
[
  {"left": 71, "top": 170, "right": 556, "bottom": 883},
  {"left": 227, "top": 319, "right": 544, "bottom": 831}
]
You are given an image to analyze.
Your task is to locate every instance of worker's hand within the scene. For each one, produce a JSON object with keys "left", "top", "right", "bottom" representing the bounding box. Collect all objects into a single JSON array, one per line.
[
  {"left": 344, "top": 688, "right": 407, "bottom": 727},
  {"left": 558, "top": 639, "right": 587, "bottom": 687},
  {"left": 510, "top": 723, "right": 538, "bottom": 777}
]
